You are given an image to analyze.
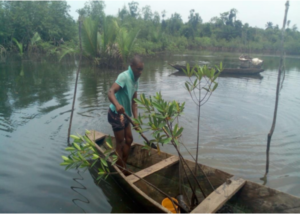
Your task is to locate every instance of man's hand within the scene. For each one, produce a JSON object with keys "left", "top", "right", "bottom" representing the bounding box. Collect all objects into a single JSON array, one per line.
[
  {"left": 116, "top": 104, "right": 125, "bottom": 114},
  {"left": 133, "top": 122, "right": 140, "bottom": 131}
]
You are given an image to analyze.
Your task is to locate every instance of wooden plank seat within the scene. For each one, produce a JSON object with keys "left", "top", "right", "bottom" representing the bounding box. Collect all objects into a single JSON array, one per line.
[
  {"left": 191, "top": 177, "right": 246, "bottom": 213},
  {"left": 86, "top": 130, "right": 106, "bottom": 142},
  {"left": 127, "top": 156, "right": 180, "bottom": 183}
]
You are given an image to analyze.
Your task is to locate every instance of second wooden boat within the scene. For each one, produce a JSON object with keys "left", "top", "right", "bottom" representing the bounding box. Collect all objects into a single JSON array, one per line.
[{"left": 169, "top": 64, "right": 264, "bottom": 75}]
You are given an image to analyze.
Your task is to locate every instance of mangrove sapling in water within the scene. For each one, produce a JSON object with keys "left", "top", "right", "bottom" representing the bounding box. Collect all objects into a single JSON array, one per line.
[
  {"left": 183, "top": 63, "right": 222, "bottom": 170},
  {"left": 182, "top": 63, "right": 222, "bottom": 205},
  {"left": 132, "top": 92, "right": 208, "bottom": 207},
  {"left": 61, "top": 131, "right": 118, "bottom": 180}
]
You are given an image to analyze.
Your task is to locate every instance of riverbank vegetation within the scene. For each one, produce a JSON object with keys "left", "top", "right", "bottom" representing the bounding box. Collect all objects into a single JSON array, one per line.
[{"left": 1, "top": 1, "right": 299, "bottom": 65}]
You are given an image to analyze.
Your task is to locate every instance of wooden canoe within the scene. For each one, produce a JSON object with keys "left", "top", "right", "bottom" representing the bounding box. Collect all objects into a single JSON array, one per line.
[
  {"left": 169, "top": 64, "right": 264, "bottom": 75},
  {"left": 87, "top": 130, "right": 300, "bottom": 213}
]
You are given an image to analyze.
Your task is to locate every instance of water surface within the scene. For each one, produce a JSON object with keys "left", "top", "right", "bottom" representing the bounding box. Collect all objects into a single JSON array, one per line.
[{"left": 0, "top": 52, "right": 299, "bottom": 212}]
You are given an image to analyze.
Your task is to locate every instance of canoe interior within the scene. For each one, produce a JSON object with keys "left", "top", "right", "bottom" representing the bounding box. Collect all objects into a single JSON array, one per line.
[
  {"left": 91, "top": 133, "right": 300, "bottom": 213},
  {"left": 126, "top": 143, "right": 250, "bottom": 212}
]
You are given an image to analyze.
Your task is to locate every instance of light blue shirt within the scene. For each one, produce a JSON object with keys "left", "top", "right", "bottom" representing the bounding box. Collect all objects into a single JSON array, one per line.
[{"left": 109, "top": 66, "right": 139, "bottom": 117}]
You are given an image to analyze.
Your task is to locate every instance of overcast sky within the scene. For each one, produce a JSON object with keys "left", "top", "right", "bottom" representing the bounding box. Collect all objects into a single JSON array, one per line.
[{"left": 67, "top": 0, "right": 300, "bottom": 29}]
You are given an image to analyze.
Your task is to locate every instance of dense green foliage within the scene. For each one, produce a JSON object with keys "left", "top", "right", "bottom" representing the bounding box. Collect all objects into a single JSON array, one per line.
[
  {"left": 1, "top": 0, "right": 299, "bottom": 62},
  {"left": 0, "top": 1, "right": 76, "bottom": 53}
]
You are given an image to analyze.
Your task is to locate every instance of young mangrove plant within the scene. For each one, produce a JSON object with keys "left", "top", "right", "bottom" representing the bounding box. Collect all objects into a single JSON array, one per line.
[
  {"left": 132, "top": 92, "right": 185, "bottom": 151},
  {"left": 61, "top": 130, "right": 118, "bottom": 180},
  {"left": 183, "top": 63, "right": 222, "bottom": 172},
  {"left": 133, "top": 92, "right": 209, "bottom": 207}
]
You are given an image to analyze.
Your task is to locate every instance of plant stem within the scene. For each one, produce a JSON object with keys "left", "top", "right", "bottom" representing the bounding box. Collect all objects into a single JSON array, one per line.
[
  {"left": 194, "top": 79, "right": 201, "bottom": 175},
  {"left": 162, "top": 127, "right": 206, "bottom": 198}
]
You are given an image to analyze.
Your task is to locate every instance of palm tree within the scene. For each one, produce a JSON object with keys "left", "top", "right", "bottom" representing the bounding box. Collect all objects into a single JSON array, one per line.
[
  {"left": 101, "top": 16, "right": 120, "bottom": 57},
  {"left": 81, "top": 17, "right": 99, "bottom": 57},
  {"left": 29, "top": 32, "right": 41, "bottom": 54},
  {"left": 292, "top": 24, "right": 298, "bottom": 32},
  {"left": 31, "top": 32, "right": 41, "bottom": 46},
  {"left": 265, "top": 22, "right": 273, "bottom": 30},
  {"left": 117, "top": 28, "right": 140, "bottom": 65},
  {"left": 229, "top": 8, "right": 238, "bottom": 25},
  {"left": 12, "top": 38, "right": 23, "bottom": 57}
]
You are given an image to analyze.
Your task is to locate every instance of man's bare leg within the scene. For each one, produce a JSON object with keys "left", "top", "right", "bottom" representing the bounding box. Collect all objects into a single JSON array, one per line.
[
  {"left": 113, "top": 129, "right": 126, "bottom": 173},
  {"left": 123, "top": 124, "right": 133, "bottom": 163},
  {"left": 121, "top": 124, "right": 133, "bottom": 176}
]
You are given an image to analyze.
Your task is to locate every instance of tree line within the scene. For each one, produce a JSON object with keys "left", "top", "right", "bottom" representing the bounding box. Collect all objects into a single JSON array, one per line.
[{"left": 0, "top": 0, "right": 299, "bottom": 64}]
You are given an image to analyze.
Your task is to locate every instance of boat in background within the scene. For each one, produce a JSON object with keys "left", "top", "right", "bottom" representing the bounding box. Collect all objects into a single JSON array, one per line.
[{"left": 169, "top": 64, "right": 264, "bottom": 75}]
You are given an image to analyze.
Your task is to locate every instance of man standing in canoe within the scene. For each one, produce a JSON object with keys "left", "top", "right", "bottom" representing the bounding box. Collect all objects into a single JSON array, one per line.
[{"left": 107, "top": 56, "right": 143, "bottom": 175}]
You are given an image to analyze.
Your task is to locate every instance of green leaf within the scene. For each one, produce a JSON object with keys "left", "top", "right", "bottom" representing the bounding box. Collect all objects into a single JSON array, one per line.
[
  {"left": 80, "top": 163, "right": 90, "bottom": 168},
  {"left": 73, "top": 143, "right": 81, "bottom": 151},
  {"left": 91, "top": 160, "right": 98, "bottom": 168},
  {"left": 65, "top": 147, "right": 75, "bottom": 151},
  {"left": 70, "top": 135, "right": 80, "bottom": 140},
  {"left": 106, "top": 141, "right": 113, "bottom": 149},
  {"left": 185, "top": 82, "right": 190, "bottom": 91},
  {"left": 162, "top": 137, "right": 172, "bottom": 145},
  {"left": 62, "top": 156, "right": 69, "bottom": 161},
  {"left": 100, "top": 158, "right": 108, "bottom": 167},
  {"left": 65, "top": 163, "right": 74, "bottom": 171},
  {"left": 77, "top": 151, "right": 86, "bottom": 161},
  {"left": 203, "top": 87, "right": 209, "bottom": 92},
  {"left": 212, "top": 82, "right": 218, "bottom": 91},
  {"left": 173, "top": 124, "right": 178, "bottom": 136},
  {"left": 60, "top": 162, "right": 71, "bottom": 166},
  {"left": 111, "top": 158, "right": 118, "bottom": 166},
  {"left": 98, "top": 169, "right": 106, "bottom": 175},
  {"left": 92, "top": 154, "right": 100, "bottom": 160},
  {"left": 142, "top": 144, "right": 151, "bottom": 150},
  {"left": 175, "top": 127, "right": 184, "bottom": 137}
]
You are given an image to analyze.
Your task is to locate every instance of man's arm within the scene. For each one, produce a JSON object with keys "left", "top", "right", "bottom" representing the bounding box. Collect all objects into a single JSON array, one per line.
[
  {"left": 108, "top": 83, "right": 124, "bottom": 114},
  {"left": 132, "top": 92, "right": 138, "bottom": 119}
]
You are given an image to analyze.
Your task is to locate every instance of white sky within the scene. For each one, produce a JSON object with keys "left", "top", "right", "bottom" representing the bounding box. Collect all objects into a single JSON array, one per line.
[{"left": 67, "top": 0, "right": 300, "bottom": 29}]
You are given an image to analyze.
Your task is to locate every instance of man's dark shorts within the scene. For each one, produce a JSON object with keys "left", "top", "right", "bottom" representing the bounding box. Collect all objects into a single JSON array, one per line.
[{"left": 107, "top": 108, "right": 129, "bottom": 131}]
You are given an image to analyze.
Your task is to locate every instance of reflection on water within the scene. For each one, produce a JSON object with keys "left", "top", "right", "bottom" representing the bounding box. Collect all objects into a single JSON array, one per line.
[
  {"left": 88, "top": 167, "right": 144, "bottom": 213},
  {"left": 0, "top": 51, "right": 300, "bottom": 212},
  {"left": 71, "top": 170, "right": 90, "bottom": 213}
]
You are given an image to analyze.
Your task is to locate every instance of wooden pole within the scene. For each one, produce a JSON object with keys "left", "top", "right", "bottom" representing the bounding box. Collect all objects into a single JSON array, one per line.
[
  {"left": 263, "top": 0, "right": 289, "bottom": 179},
  {"left": 68, "top": 19, "right": 83, "bottom": 144},
  {"left": 123, "top": 113, "right": 157, "bottom": 149}
]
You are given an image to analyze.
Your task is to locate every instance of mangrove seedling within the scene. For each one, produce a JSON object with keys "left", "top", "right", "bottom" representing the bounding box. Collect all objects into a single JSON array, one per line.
[{"left": 61, "top": 130, "right": 118, "bottom": 181}]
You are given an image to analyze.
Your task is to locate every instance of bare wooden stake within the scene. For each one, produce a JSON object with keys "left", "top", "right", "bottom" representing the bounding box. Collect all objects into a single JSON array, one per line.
[
  {"left": 263, "top": 0, "right": 289, "bottom": 181},
  {"left": 67, "top": 18, "right": 83, "bottom": 144}
]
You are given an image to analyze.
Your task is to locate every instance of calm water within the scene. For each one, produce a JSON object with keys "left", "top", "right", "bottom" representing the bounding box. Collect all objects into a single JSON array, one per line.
[{"left": 0, "top": 52, "right": 299, "bottom": 212}]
